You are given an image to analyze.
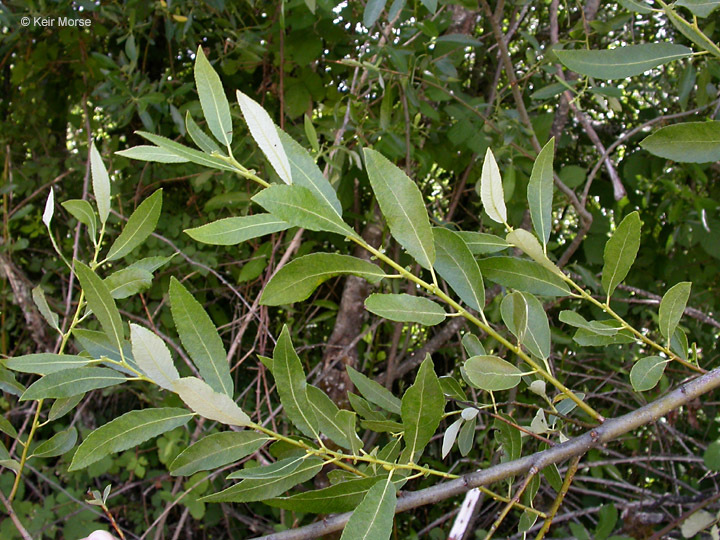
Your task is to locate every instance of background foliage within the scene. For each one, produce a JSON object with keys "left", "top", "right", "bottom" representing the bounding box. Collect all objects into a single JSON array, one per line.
[{"left": 1, "top": 0, "right": 719, "bottom": 539}]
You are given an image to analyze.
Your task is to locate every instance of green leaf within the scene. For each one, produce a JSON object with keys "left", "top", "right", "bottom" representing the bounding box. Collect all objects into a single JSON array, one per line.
[
  {"left": 442, "top": 418, "right": 463, "bottom": 458},
  {"left": 365, "top": 293, "right": 446, "bottom": 326},
  {"left": 106, "top": 189, "right": 162, "bottom": 261},
  {"left": 400, "top": 355, "right": 444, "bottom": 463},
  {"left": 0, "top": 415, "right": 17, "bottom": 438},
  {"left": 61, "top": 199, "right": 97, "bottom": 241},
  {"left": 439, "top": 375, "right": 467, "bottom": 401},
  {"left": 21, "top": 367, "right": 127, "bottom": 400},
  {"left": 115, "top": 145, "right": 190, "bottom": 163},
  {"left": 658, "top": 282, "right": 692, "bottom": 340},
  {"left": 480, "top": 148, "right": 507, "bottom": 225},
  {"left": 559, "top": 311, "right": 619, "bottom": 335},
  {"left": 457, "top": 416, "right": 475, "bottom": 456},
  {"left": 185, "top": 111, "right": 222, "bottom": 155},
  {"left": 555, "top": 44, "right": 692, "bottom": 80},
  {"left": 601, "top": 211, "right": 641, "bottom": 299},
  {"left": 363, "top": 0, "right": 387, "bottom": 27},
  {"left": 336, "top": 409, "right": 364, "bottom": 455},
  {"left": 272, "top": 326, "right": 318, "bottom": 439},
  {"left": 527, "top": 138, "right": 555, "bottom": 247},
  {"left": 456, "top": 232, "right": 511, "bottom": 254},
  {"left": 661, "top": 5, "right": 720, "bottom": 59},
  {"left": 671, "top": 327, "right": 689, "bottom": 360},
  {"left": 630, "top": 356, "right": 669, "bottom": 392},
  {"left": 32, "top": 286, "right": 60, "bottom": 331},
  {"left": 130, "top": 323, "right": 179, "bottom": 391},
  {"left": 360, "top": 419, "right": 404, "bottom": 433},
  {"left": 48, "top": 394, "right": 84, "bottom": 422},
  {"left": 617, "top": 0, "right": 653, "bottom": 14},
  {"left": 363, "top": 148, "right": 435, "bottom": 269},
  {"left": 432, "top": 228, "right": 485, "bottom": 312},
  {"left": 595, "top": 504, "right": 619, "bottom": 540},
  {"left": 501, "top": 292, "right": 550, "bottom": 359},
  {"left": 704, "top": 440, "right": 720, "bottom": 471},
  {"left": 237, "top": 90, "right": 292, "bottom": 184},
  {"left": 136, "top": 132, "right": 237, "bottom": 172},
  {"left": 640, "top": 121, "right": 720, "bottom": 163},
  {"left": 277, "top": 128, "right": 342, "bottom": 216},
  {"left": 69, "top": 407, "right": 193, "bottom": 471},
  {"left": 201, "top": 456, "right": 323, "bottom": 502},
  {"left": 228, "top": 454, "right": 305, "bottom": 479},
  {"left": 128, "top": 255, "right": 176, "bottom": 274},
  {"left": 506, "top": 229, "right": 564, "bottom": 276},
  {"left": 477, "top": 257, "right": 571, "bottom": 296},
  {"left": 75, "top": 260, "right": 125, "bottom": 352},
  {"left": 303, "top": 114, "right": 319, "bottom": 152},
  {"left": 104, "top": 268, "right": 153, "bottom": 299},
  {"left": 268, "top": 477, "right": 385, "bottom": 513},
  {"left": 185, "top": 214, "right": 290, "bottom": 246},
  {"left": 462, "top": 333, "right": 486, "bottom": 357},
  {"left": 30, "top": 427, "right": 77, "bottom": 459},
  {"left": 346, "top": 366, "right": 402, "bottom": 415},
  {"left": 340, "top": 476, "right": 397, "bottom": 540},
  {"left": 194, "top": 46, "right": 233, "bottom": 148},
  {"left": 306, "top": 385, "right": 352, "bottom": 449},
  {"left": 676, "top": 0, "right": 720, "bottom": 17},
  {"left": 464, "top": 355, "right": 523, "bottom": 391},
  {"left": 348, "top": 393, "right": 385, "bottom": 421},
  {"left": 169, "top": 277, "right": 233, "bottom": 396},
  {"left": 90, "top": 142, "right": 111, "bottom": 224},
  {"left": 73, "top": 329, "right": 133, "bottom": 365},
  {"left": 4, "top": 354, "right": 91, "bottom": 375},
  {"left": 170, "top": 432, "right": 269, "bottom": 476},
  {"left": 262, "top": 253, "right": 386, "bottom": 306},
  {"left": 173, "top": 377, "right": 250, "bottom": 426},
  {"left": 0, "top": 368, "right": 26, "bottom": 396},
  {"left": 572, "top": 325, "right": 635, "bottom": 346},
  {"left": 252, "top": 184, "right": 358, "bottom": 238}
]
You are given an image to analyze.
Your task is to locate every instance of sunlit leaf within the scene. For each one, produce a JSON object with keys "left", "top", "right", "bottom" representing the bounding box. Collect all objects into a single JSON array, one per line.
[
  {"left": 106, "top": 189, "right": 162, "bottom": 261},
  {"left": 480, "top": 148, "right": 507, "bottom": 224},
  {"left": 30, "top": 427, "right": 77, "bottom": 459},
  {"left": 527, "top": 138, "right": 555, "bottom": 247},
  {"left": 170, "top": 432, "right": 269, "bottom": 476},
  {"left": 365, "top": 293, "right": 446, "bottom": 326},
  {"left": 173, "top": 377, "right": 250, "bottom": 427},
  {"left": 658, "top": 282, "right": 692, "bottom": 340},
  {"left": 130, "top": 324, "right": 179, "bottom": 391},
  {"left": 20, "top": 367, "right": 127, "bottom": 400},
  {"left": 90, "top": 142, "right": 111, "bottom": 224},
  {"left": 400, "top": 355, "right": 444, "bottom": 463},
  {"left": 75, "top": 261, "right": 124, "bottom": 353},
  {"left": 433, "top": 227, "right": 485, "bottom": 312},
  {"left": 194, "top": 46, "right": 233, "bottom": 148},
  {"left": 601, "top": 211, "right": 641, "bottom": 299},
  {"left": 640, "top": 121, "right": 720, "bottom": 163},
  {"left": 630, "top": 356, "right": 668, "bottom": 392},
  {"left": 477, "top": 257, "right": 571, "bottom": 296},
  {"left": 185, "top": 214, "right": 290, "bottom": 246}
]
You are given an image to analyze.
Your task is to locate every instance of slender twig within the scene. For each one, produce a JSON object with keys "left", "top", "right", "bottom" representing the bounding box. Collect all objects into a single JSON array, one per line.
[
  {"left": 0, "top": 491, "right": 33, "bottom": 540},
  {"left": 535, "top": 455, "right": 582, "bottom": 539}
]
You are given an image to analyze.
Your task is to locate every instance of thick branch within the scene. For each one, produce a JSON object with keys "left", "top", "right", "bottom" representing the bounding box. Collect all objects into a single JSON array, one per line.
[{"left": 251, "top": 368, "right": 720, "bottom": 540}]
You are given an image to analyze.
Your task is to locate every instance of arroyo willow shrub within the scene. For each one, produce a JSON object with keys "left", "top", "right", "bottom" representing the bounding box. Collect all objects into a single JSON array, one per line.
[{"left": 1, "top": 45, "right": 715, "bottom": 540}]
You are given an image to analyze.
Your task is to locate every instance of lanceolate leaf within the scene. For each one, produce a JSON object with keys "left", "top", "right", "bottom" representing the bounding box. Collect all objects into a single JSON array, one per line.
[
  {"left": 365, "top": 293, "right": 446, "bottom": 326},
  {"left": 363, "top": 148, "right": 435, "bottom": 269},
  {"left": 477, "top": 257, "right": 571, "bottom": 296},
  {"left": 442, "top": 418, "right": 463, "bottom": 459},
  {"left": 363, "top": 0, "right": 387, "bottom": 28},
  {"left": 115, "top": 145, "right": 190, "bottom": 163},
  {"left": 506, "top": 229, "right": 564, "bottom": 276},
  {"left": 346, "top": 366, "right": 402, "bottom": 415},
  {"left": 106, "top": 189, "right": 162, "bottom": 261},
  {"left": 4, "top": 354, "right": 91, "bottom": 375},
  {"left": 457, "top": 231, "right": 511, "bottom": 254},
  {"left": 630, "top": 356, "right": 669, "bottom": 392},
  {"left": 237, "top": 90, "right": 292, "bottom": 184},
  {"left": 340, "top": 476, "right": 397, "bottom": 540},
  {"left": 185, "top": 111, "right": 222, "bottom": 155},
  {"left": 201, "top": 456, "right": 323, "bottom": 502},
  {"left": 0, "top": 368, "right": 25, "bottom": 397},
  {"left": 61, "top": 200, "right": 97, "bottom": 241},
  {"left": 480, "top": 148, "right": 507, "bottom": 225},
  {"left": 559, "top": 311, "right": 619, "bottom": 336},
  {"left": 32, "top": 286, "right": 60, "bottom": 331},
  {"left": 136, "top": 132, "right": 237, "bottom": 172},
  {"left": 306, "top": 385, "right": 352, "bottom": 449},
  {"left": 501, "top": 292, "right": 550, "bottom": 360},
  {"left": 555, "top": 43, "right": 692, "bottom": 80},
  {"left": 272, "top": 326, "right": 318, "bottom": 439},
  {"left": 170, "top": 432, "right": 269, "bottom": 476},
  {"left": 527, "top": 138, "right": 555, "bottom": 247},
  {"left": 74, "top": 261, "right": 125, "bottom": 353},
  {"left": 90, "top": 142, "right": 111, "bottom": 224},
  {"left": 658, "top": 282, "right": 692, "bottom": 340},
  {"left": 464, "top": 355, "right": 523, "bottom": 391},
  {"left": 432, "top": 227, "right": 485, "bottom": 312},
  {"left": 169, "top": 277, "right": 233, "bottom": 396},
  {"left": 400, "top": 355, "right": 444, "bottom": 463},
  {"left": 73, "top": 329, "right": 134, "bottom": 365},
  {"left": 601, "top": 211, "right": 641, "bottom": 299},
  {"left": 104, "top": 268, "right": 153, "bottom": 299},
  {"left": 252, "top": 184, "right": 358, "bottom": 238},
  {"left": 42, "top": 187, "right": 54, "bottom": 227},
  {"left": 640, "top": 121, "right": 720, "bottom": 163},
  {"left": 185, "top": 214, "right": 290, "bottom": 246},
  {"left": 261, "top": 253, "right": 386, "bottom": 306},
  {"left": 30, "top": 427, "right": 77, "bottom": 459},
  {"left": 130, "top": 323, "right": 179, "bottom": 391},
  {"left": 21, "top": 367, "right": 127, "bottom": 400},
  {"left": 194, "top": 46, "right": 233, "bottom": 148},
  {"left": 277, "top": 128, "right": 342, "bottom": 216},
  {"left": 228, "top": 454, "right": 305, "bottom": 479},
  {"left": 69, "top": 408, "right": 194, "bottom": 471},
  {"left": 268, "top": 477, "right": 384, "bottom": 513},
  {"left": 676, "top": 0, "right": 720, "bottom": 18},
  {"left": 173, "top": 377, "right": 250, "bottom": 427}
]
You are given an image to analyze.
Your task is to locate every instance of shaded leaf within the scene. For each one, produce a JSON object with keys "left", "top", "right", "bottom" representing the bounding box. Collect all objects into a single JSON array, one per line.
[
  {"left": 400, "top": 355, "right": 444, "bottom": 463},
  {"left": 61, "top": 199, "right": 97, "bottom": 241},
  {"left": 0, "top": 415, "right": 17, "bottom": 438},
  {"left": 601, "top": 211, "right": 641, "bottom": 299},
  {"left": 433, "top": 227, "right": 485, "bottom": 312},
  {"left": 527, "top": 138, "right": 555, "bottom": 247},
  {"left": 185, "top": 111, "right": 222, "bottom": 155},
  {"left": 130, "top": 323, "right": 179, "bottom": 391},
  {"left": 363, "top": 0, "right": 387, "bottom": 27},
  {"left": 306, "top": 385, "right": 352, "bottom": 449},
  {"left": 630, "top": 356, "right": 668, "bottom": 392},
  {"left": 640, "top": 121, "right": 720, "bottom": 163},
  {"left": 347, "top": 366, "right": 401, "bottom": 416},
  {"left": 104, "top": 268, "right": 153, "bottom": 299},
  {"left": 106, "top": 189, "right": 162, "bottom": 261},
  {"left": 228, "top": 454, "right": 305, "bottom": 479},
  {"left": 365, "top": 293, "right": 446, "bottom": 326},
  {"left": 0, "top": 368, "right": 25, "bottom": 396},
  {"left": 4, "top": 354, "right": 91, "bottom": 375},
  {"left": 480, "top": 148, "right": 507, "bottom": 224},
  {"left": 170, "top": 432, "right": 269, "bottom": 476},
  {"left": 555, "top": 44, "right": 692, "bottom": 80},
  {"left": 261, "top": 254, "right": 386, "bottom": 306},
  {"left": 676, "top": 0, "right": 720, "bottom": 17},
  {"left": 30, "top": 427, "right": 77, "bottom": 459},
  {"left": 340, "top": 476, "right": 397, "bottom": 540},
  {"left": 20, "top": 367, "right": 127, "bottom": 400},
  {"left": 69, "top": 407, "right": 193, "bottom": 471},
  {"left": 48, "top": 395, "right": 84, "bottom": 422},
  {"left": 464, "top": 355, "right": 523, "bottom": 391},
  {"left": 185, "top": 214, "right": 290, "bottom": 246},
  {"left": 458, "top": 416, "right": 475, "bottom": 456},
  {"left": 501, "top": 292, "right": 550, "bottom": 359},
  {"left": 136, "top": 131, "right": 237, "bottom": 172},
  {"left": 573, "top": 325, "right": 635, "bottom": 346},
  {"left": 32, "top": 286, "right": 60, "bottom": 331},
  {"left": 364, "top": 148, "right": 435, "bottom": 269},
  {"left": 169, "top": 277, "right": 233, "bottom": 396},
  {"left": 457, "top": 231, "right": 511, "bottom": 255},
  {"left": 267, "top": 477, "right": 385, "bottom": 513},
  {"left": 559, "top": 311, "right": 619, "bottom": 336},
  {"left": 173, "top": 377, "right": 250, "bottom": 427},
  {"left": 90, "top": 142, "right": 111, "bottom": 224},
  {"left": 477, "top": 257, "right": 571, "bottom": 296}
]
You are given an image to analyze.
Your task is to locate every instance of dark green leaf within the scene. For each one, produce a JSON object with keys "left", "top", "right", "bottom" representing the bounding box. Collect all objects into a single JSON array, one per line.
[
  {"left": 170, "top": 432, "right": 269, "bottom": 476},
  {"left": 630, "top": 356, "right": 668, "bottom": 392},
  {"left": 228, "top": 454, "right": 305, "bottom": 479},
  {"left": 363, "top": 0, "right": 387, "bottom": 27},
  {"left": 676, "top": 0, "right": 720, "bottom": 18},
  {"left": 340, "top": 476, "right": 397, "bottom": 540},
  {"left": 640, "top": 121, "right": 720, "bottom": 163},
  {"left": 106, "top": 189, "right": 162, "bottom": 261},
  {"left": 347, "top": 366, "right": 401, "bottom": 415},
  {"left": 477, "top": 257, "right": 571, "bottom": 296},
  {"left": 306, "top": 385, "right": 352, "bottom": 449},
  {"left": 501, "top": 292, "right": 550, "bottom": 359},
  {"left": 0, "top": 368, "right": 25, "bottom": 396},
  {"left": 30, "top": 427, "right": 77, "bottom": 459},
  {"left": 400, "top": 355, "right": 444, "bottom": 463},
  {"left": 268, "top": 477, "right": 382, "bottom": 513},
  {"left": 136, "top": 131, "right": 238, "bottom": 172},
  {"left": 433, "top": 227, "right": 485, "bottom": 312}
]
